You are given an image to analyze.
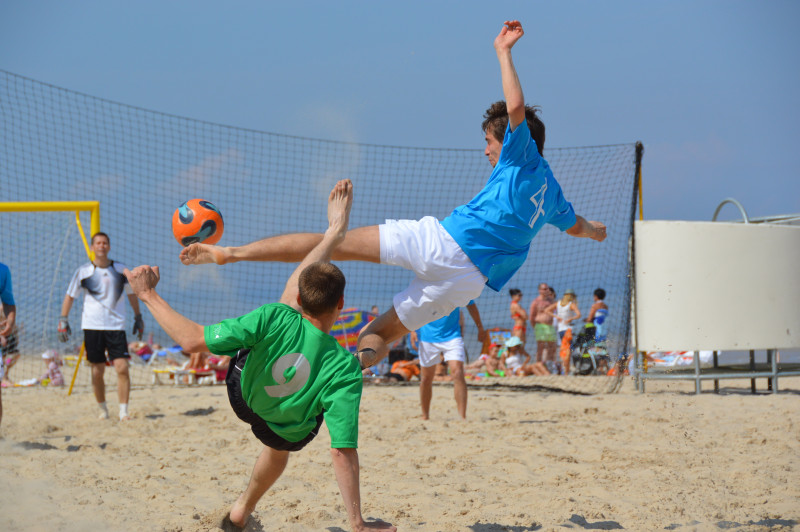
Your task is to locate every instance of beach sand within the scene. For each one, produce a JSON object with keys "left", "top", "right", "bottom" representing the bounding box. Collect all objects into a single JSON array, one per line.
[{"left": 1, "top": 377, "right": 798, "bottom": 532}]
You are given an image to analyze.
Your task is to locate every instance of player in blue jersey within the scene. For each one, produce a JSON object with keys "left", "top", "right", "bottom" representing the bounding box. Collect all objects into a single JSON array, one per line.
[
  {"left": 417, "top": 301, "right": 484, "bottom": 420},
  {"left": 180, "top": 20, "right": 606, "bottom": 370},
  {"left": 0, "top": 262, "right": 17, "bottom": 427}
]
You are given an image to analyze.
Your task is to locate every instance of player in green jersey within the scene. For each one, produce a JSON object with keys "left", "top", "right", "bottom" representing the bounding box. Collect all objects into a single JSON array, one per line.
[{"left": 125, "top": 179, "right": 394, "bottom": 531}]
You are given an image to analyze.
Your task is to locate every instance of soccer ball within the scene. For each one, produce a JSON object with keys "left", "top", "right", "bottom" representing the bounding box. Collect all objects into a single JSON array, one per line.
[{"left": 172, "top": 199, "right": 224, "bottom": 246}]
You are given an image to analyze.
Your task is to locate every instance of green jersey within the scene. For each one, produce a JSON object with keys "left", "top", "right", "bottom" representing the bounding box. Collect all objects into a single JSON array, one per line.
[{"left": 204, "top": 303, "right": 362, "bottom": 448}]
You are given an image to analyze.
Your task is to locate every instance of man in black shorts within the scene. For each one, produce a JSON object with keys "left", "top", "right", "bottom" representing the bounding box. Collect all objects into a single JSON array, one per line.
[
  {"left": 59, "top": 232, "right": 144, "bottom": 421},
  {"left": 125, "top": 180, "right": 394, "bottom": 531}
]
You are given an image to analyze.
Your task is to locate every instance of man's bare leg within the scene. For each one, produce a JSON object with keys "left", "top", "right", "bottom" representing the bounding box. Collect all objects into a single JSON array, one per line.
[
  {"left": 355, "top": 308, "right": 409, "bottom": 368},
  {"left": 114, "top": 358, "right": 131, "bottom": 420},
  {"left": 90, "top": 363, "right": 109, "bottom": 419},
  {"left": 229, "top": 446, "right": 290, "bottom": 528},
  {"left": 448, "top": 360, "right": 467, "bottom": 420},
  {"left": 180, "top": 226, "right": 381, "bottom": 266},
  {"left": 419, "top": 366, "right": 436, "bottom": 420}
]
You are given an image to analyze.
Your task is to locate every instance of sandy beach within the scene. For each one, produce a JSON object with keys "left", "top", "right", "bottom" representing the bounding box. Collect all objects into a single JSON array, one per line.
[{"left": 1, "top": 377, "right": 798, "bottom": 532}]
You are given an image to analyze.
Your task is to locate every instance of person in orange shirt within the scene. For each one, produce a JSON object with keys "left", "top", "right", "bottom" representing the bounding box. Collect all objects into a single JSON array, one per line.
[{"left": 386, "top": 358, "right": 420, "bottom": 382}]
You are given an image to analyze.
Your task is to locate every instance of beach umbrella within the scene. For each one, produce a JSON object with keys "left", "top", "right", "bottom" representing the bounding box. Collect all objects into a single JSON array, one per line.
[{"left": 331, "top": 308, "right": 376, "bottom": 353}]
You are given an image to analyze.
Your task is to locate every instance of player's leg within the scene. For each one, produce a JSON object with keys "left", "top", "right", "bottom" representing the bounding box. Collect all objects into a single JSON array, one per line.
[
  {"left": 229, "top": 446, "right": 290, "bottom": 527},
  {"left": 417, "top": 342, "right": 440, "bottom": 420},
  {"left": 441, "top": 337, "right": 468, "bottom": 419},
  {"left": 84, "top": 330, "right": 112, "bottom": 418},
  {"left": 89, "top": 362, "right": 107, "bottom": 415},
  {"left": 181, "top": 226, "right": 381, "bottom": 265},
  {"left": 113, "top": 357, "right": 131, "bottom": 419},
  {"left": 356, "top": 308, "right": 410, "bottom": 368},
  {"left": 107, "top": 331, "right": 131, "bottom": 420},
  {"left": 447, "top": 359, "right": 467, "bottom": 419},
  {"left": 419, "top": 365, "right": 436, "bottom": 420}
]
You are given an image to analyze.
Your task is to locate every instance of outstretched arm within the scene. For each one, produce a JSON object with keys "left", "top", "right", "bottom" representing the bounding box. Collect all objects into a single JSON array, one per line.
[
  {"left": 566, "top": 215, "right": 607, "bottom": 242},
  {"left": 123, "top": 266, "right": 207, "bottom": 353},
  {"left": 495, "top": 20, "right": 526, "bottom": 131},
  {"left": 330, "top": 448, "right": 396, "bottom": 532},
  {"left": 279, "top": 179, "right": 353, "bottom": 310}
]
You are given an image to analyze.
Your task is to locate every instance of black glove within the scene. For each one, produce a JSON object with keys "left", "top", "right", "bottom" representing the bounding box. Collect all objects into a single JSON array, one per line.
[
  {"left": 132, "top": 314, "right": 144, "bottom": 340},
  {"left": 57, "top": 316, "right": 71, "bottom": 343}
]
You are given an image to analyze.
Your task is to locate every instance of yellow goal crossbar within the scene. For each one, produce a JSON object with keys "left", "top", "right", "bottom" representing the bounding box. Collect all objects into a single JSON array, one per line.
[{"left": 0, "top": 201, "right": 100, "bottom": 261}]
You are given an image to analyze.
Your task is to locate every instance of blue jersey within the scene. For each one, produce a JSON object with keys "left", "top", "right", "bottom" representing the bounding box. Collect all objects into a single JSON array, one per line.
[
  {"left": 0, "top": 263, "right": 14, "bottom": 306},
  {"left": 593, "top": 307, "right": 609, "bottom": 342},
  {"left": 441, "top": 121, "right": 576, "bottom": 291},
  {"left": 418, "top": 300, "right": 475, "bottom": 343}
]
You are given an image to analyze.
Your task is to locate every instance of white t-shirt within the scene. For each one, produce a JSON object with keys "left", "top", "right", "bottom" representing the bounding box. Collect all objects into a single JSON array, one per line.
[{"left": 66, "top": 261, "right": 132, "bottom": 331}]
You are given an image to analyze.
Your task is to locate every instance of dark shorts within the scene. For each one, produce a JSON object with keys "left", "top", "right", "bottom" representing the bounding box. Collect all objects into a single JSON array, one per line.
[
  {"left": 84, "top": 330, "right": 129, "bottom": 364},
  {"left": 1, "top": 332, "right": 19, "bottom": 355},
  {"left": 226, "top": 349, "right": 323, "bottom": 452}
]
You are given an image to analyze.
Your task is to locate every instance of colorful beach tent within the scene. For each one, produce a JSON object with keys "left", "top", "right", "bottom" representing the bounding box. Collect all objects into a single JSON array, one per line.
[{"left": 331, "top": 308, "right": 376, "bottom": 353}]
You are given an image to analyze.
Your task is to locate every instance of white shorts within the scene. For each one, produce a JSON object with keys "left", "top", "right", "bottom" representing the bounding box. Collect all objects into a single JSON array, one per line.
[
  {"left": 380, "top": 216, "right": 486, "bottom": 331},
  {"left": 418, "top": 337, "right": 467, "bottom": 368}
]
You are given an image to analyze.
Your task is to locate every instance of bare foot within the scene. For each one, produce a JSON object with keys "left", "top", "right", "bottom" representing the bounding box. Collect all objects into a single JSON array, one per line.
[
  {"left": 589, "top": 220, "right": 607, "bottom": 242},
  {"left": 325, "top": 179, "right": 353, "bottom": 242},
  {"left": 180, "top": 243, "right": 229, "bottom": 265},
  {"left": 228, "top": 496, "right": 253, "bottom": 528},
  {"left": 354, "top": 518, "right": 397, "bottom": 531}
]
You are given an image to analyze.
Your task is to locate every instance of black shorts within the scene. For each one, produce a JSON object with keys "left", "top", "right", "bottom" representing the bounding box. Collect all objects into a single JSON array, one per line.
[
  {"left": 84, "top": 330, "right": 129, "bottom": 364},
  {"left": 1, "top": 332, "right": 19, "bottom": 355},
  {"left": 226, "top": 349, "right": 323, "bottom": 452}
]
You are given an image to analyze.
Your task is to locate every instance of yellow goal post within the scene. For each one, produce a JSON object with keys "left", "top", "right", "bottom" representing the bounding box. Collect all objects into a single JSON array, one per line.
[{"left": 0, "top": 201, "right": 100, "bottom": 394}]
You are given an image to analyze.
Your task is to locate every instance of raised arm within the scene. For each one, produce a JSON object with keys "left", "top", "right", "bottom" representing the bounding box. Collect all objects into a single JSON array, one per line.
[
  {"left": 495, "top": 20, "right": 526, "bottom": 131},
  {"left": 123, "top": 265, "right": 207, "bottom": 353},
  {"left": 566, "top": 215, "right": 607, "bottom": 242},
  {"left": 279, "top": 179, "right": 353, "bottom": 310}
]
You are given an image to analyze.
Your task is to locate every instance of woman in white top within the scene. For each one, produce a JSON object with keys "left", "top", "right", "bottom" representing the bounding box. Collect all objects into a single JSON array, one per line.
[{"left": 545, "top": 289, "right": 581, "bottom": 341}]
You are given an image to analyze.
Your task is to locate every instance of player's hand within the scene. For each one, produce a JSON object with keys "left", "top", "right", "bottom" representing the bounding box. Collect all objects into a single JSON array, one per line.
[
  {"left": 57, "top": 316, "right": 71, "bottom": 343},
  {"left": 494, "top": 20, "right": 524, "bottom": 52},
  {"left": 589, "top": 221, "right": 607, "bottom": 242},
  {"left": 132, "top": 313, "right": 145, "bottom": 340},
  {"left": 123, "top": 266, "right": 161, "bottom": 297},
  {"left": 180, "top": 243, "right": 227, "bottom": 265}
]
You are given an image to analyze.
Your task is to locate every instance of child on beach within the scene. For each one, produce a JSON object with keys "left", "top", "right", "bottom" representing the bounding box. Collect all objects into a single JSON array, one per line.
[{"left": 40, "top": 350, "right": 65, "bottom": 386}]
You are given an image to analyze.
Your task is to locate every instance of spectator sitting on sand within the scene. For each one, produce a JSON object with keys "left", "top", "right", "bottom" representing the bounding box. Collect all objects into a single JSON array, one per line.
[
  {"left": 381, "top": 358, "right": 420, "bottom": 383},
  {"left": 466, "top": 343, "right": 506, "bottom": 377},
  {"left": 504, "top": 337, "right": 550, "bottom": 376}
]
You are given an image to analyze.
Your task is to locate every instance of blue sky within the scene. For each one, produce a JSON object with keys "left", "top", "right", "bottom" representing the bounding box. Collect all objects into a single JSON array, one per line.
[{"left": 1, "top": 0, "right": 798, "bottom": 221}]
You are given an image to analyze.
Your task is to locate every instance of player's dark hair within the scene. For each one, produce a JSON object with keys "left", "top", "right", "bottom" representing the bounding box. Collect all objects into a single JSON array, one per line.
[
  {"left": 298, "top": 262, "right": 346, "bottom": 316},
  {"left": 509, "top": 288, "right": 521, "bottom": 297},
  {"left": 594, "top": 288, "right": 606, "bottom": 300},
  {"left": 482, "top": 101, "right": 545, "bottom": 156},
  {"left": 91, "top": 232, "right": 110, "bottom": 245}
]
